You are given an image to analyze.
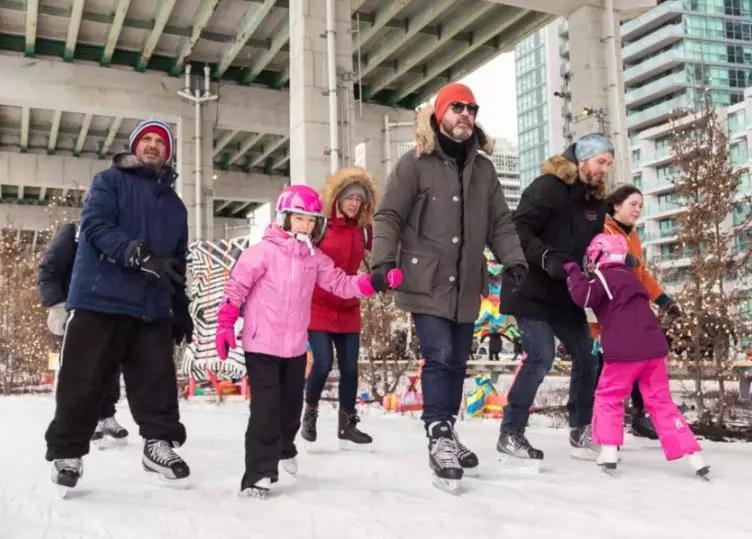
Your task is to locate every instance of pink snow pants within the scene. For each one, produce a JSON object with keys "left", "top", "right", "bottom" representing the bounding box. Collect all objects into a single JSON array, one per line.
[{"left": 593, "top": 357, "right": 701, "bottom": 460}]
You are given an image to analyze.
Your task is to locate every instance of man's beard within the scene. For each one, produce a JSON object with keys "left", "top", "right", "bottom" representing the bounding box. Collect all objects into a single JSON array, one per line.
[
  {"left": 449, "top": 123, "right": 473, "bottom": 141},
  {"left": 139, "top": 153, "right": 166, "bottom": 170}
]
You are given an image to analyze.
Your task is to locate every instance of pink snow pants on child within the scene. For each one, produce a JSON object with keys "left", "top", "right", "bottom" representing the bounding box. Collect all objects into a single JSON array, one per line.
[{"left": 593, "top": 357, "right": 701, "bottom": 460}]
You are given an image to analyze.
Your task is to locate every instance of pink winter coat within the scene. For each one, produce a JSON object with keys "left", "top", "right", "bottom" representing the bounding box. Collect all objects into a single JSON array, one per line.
[{"left": 221, "top": 224, "right": 366, "bottom": 358}]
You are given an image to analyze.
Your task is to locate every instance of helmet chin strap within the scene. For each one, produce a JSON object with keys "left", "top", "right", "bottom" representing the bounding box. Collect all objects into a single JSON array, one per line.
[{"left": 291, "top": 231, "right": 315, "bottom": 255}]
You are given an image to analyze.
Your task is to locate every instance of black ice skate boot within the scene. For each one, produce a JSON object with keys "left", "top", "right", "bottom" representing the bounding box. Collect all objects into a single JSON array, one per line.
[
  {"left": 451, "top": 424, "right": 479, "bottom": 476},
  {"left": 496, "top": 430, "right": 544, "bottom": 472},
  {"left": 427, "top": 421, "right": 463, "bottom": 493},
  {"left": 142, "top": 439, "right": 190, "bottom": 482},
  {"left": 338, "top": 409, "right": 373, "bottom": 449},
  {"left": 301, "top": 405, "right": 318, "bottom": 443}
]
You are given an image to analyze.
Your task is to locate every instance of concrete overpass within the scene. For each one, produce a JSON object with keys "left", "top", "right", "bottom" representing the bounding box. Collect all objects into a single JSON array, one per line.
[{"left": 0, "top": 0, "right": 654, "bottom": 241}]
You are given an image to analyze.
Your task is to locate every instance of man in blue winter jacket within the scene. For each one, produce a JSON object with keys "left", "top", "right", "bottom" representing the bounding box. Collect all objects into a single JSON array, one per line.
[{"left": 45, "top": 120, "right": 194, "bottom": 490}]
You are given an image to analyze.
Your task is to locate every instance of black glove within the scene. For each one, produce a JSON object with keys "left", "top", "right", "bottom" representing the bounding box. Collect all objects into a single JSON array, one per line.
[
  {"left": 543, "top": 251, "right": 575, "bottom": 281},
  {"left": 124, "top": 240, "right": 184, "bottom": 294},
  {"left": 625, "top": 253, "right": 640, "bottom": 269},
  {"left": 371, "top": 263, "right": 395, "bottom": 293},
  {"left": 172, "top": 291, "right": 193, "bottom": 345},
  {"left": 503, "top": 264, "right": 528, "bottom": 292},
  {"left": 656, "top": 294, "right": 681, "bottom": 318}
]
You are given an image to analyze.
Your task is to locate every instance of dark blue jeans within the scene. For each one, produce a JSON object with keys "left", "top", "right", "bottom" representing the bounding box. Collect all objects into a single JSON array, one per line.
[
  {"left": 501, "top": 316, "right": 597, "bottom": 434},
  {"left": 305, "top": 331, "right": 360, "bottom": 412},
  {"left": 412, "top": 314, "right": 474, "bottom": 426}
]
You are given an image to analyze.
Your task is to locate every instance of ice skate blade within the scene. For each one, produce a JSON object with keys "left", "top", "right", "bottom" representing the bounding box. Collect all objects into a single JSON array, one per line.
[
  {"left": 142, "top": 464, "right": 191, "bottom": 489},
  {"left": 431, "top": 475, "right": 461, "bottom": 495},
  {"left": 462, "top": 466, "right": 480, "bottom": 478},
  {"left": 93, "top": 436, "right": 127, "bottom": 450},
  {"left": 497, "top": 452, "right": 543, "bottom": 473},
  {"left": 570, "top": 447, "right": 599, "bottom": 461},
  {"left": 696, "top": 466, "right": 711, "bottom": 482},
  {"left": 303, "top": 441, "right": 318, "bottom": 454},
  {"left": 240, "top": 487, "right": 270, "bottom": 499},
  {"left": 280, "top": 459, "right": 298, "bottom": 476},
  {"left": 338, "top": 439, "right": 374, "bottom": 452},
  {"left": 599, "top": 463, "right": 619, "bottom": 477},
  {"left": 53, "top": 484, "right": 72, "bottom": 499}
]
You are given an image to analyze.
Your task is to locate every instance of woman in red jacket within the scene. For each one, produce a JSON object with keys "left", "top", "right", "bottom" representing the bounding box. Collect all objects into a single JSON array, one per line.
[{"left": 301, "top": 167, "right": 378, "bottom": 448}]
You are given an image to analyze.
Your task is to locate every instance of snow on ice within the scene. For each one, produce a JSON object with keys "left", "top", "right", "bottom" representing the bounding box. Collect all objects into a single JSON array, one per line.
[{"left": 0, "top": 396, "right": 750, "bottom": 539}]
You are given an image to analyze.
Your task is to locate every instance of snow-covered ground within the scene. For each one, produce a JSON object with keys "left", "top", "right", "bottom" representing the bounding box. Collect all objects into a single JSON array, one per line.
[{"left": 1, "top": 395, "right": 750, "bottom": 539}]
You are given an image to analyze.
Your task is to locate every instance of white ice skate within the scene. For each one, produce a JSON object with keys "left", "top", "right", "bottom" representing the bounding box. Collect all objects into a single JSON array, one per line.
[
  {"left": 281, "top": 457, "right": 298, "bottom": 476},
  {"left": 688, "top": 453, "right": 711, "bottom": 481},
  {"left": 240, "top": 477, "right": 272, "bottom": 499},
  {"left": 597, "top": 445, "right": 619, "bottom": 476}
]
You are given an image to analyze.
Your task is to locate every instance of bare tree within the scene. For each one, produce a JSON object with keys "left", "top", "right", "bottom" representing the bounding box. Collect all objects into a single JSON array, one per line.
[{"left": 663, "top": 99, "right": 752, "bottom": 426}]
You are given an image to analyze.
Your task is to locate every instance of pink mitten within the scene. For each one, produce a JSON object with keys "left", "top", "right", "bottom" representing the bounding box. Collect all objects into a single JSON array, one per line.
[
  {"left": 215, "top": 302, "right": 240, "bottom": 360},
  {"left": 357, "top": 274, "right": 376, "bottom": 297},
  {"left": 386, "top": 268, "right": 403, "bottom": 289}
]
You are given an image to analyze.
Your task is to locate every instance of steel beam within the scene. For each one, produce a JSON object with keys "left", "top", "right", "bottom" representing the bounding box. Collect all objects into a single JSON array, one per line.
[
  {"left": 410, "top": 11, "right": 550, "bottom": 105},
  {"left": 63, "top": 0, "right": 85, "bottom": 61},
  {"left": 172, "top": 0, "right": 221, "bottom": 75},
  {"left": 25, "top": 0, "right": 38, "bottom": 55},
  {"left": 20, "top": 106, "right": 30, "bottom": 152},
  {"left": 360, "top": 0, "right": 454, "bottom": 79},
  {"left": 234, "top": 201, "right": 255, "bottom": 216},
  {"left": 393, "top": 7, "right": 530, "bottom": 101},
  {"left": 227, "top": 132, "right": 264, "bottom": 166},
  {"left": 98, "top": 116, "right": 123, "bottom": 158},
  {"left": 250, "top": 135, "right": 288, "bottom": 168},
  {"left": 270, "top": 153, "right": 290, "bottom": 170},
  {"left": 357, "top": 0, "right": 409, "bottom": 50},
  {"left": 101, "top": 0, "right": 131, "bottom": 66},
  {"left": 136, "top": 0, "right": 177, "bottom": 71},
  {"left": 215, "top": 0, "right": 276, "bottom": 78},
  {"left": 351, "top": 0, "right": 368, "bottom": 14},
  {"left": 47, "top": 110, "right": 62, "bottom": 154},
  {"left": 365, "top": 2, "right": 495, "bottom": 97},
  {"left": 241, "top": 15, "right": 288, "bottom": 85},
  {"left": 213, "top": 129, "right": 238, "bottom": 158},
  {"left": 74, "top": 113, "right": 93, "bottom": 156},
  {"left": 214, "top": 199, "right": 235, "bottom": 213}
]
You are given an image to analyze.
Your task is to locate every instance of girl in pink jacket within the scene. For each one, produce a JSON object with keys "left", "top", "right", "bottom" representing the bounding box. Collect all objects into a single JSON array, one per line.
[{"left": 214, "top": 185, "right": 400, "bottom": 498}]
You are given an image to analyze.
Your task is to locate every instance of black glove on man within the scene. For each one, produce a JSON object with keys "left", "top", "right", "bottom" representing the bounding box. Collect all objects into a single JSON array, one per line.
[
  {"left": 172, "top": 290, "right": 193, "bottom": 346},
  {"left": 371, "top": 263, "right": 395, "bottom": 293},
  {"left": 503, "top": 264, "right": 528, "bottom": 293},
  {"left": 543, "top": 251, "right": 575, "bottom": 281},
  {"left": 124, "top": 240, "right": 184, "bottom": 294}
]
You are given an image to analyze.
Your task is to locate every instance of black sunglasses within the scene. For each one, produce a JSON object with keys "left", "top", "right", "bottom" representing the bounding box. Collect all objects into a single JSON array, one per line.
[{"left": 450, "top": 102, "right": 479, "bottom": 116}]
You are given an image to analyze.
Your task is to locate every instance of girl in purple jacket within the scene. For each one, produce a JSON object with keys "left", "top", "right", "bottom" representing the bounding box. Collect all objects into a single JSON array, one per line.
[
  {"left": 563, "top": 234, "right": 708, "bottom": 478},
  {"left": 214, "top": 185, "right": 398, "bottom": 498}
]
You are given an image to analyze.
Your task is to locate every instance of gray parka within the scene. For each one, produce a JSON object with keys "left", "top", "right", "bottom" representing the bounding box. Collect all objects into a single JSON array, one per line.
[{"left": 372, "top": 107, "right": 526, "bottom": 323}]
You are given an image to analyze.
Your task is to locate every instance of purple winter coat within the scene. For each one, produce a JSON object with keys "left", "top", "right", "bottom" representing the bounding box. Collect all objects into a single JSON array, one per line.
[{"left": 563, "top": 262, "right": 669, "bottom": 362}]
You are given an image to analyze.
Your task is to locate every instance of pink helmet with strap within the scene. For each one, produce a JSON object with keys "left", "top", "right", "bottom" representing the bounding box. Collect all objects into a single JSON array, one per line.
[
  {"left": 275, "top": 184, "right": 326, "bottom": 240},
  {"left": 586, "top": 233, "right": 628, "bottom": 268}
]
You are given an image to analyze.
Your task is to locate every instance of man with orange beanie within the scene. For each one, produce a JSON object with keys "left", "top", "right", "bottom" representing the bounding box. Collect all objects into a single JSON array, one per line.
[{"left": 373, "top": 82, "right": 527, "bottom": 492}]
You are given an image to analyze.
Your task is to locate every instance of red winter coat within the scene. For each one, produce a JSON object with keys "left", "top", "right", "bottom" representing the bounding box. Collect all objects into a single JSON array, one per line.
[{"left": 309, "top": 167, "right": 378, "bottom": 333}]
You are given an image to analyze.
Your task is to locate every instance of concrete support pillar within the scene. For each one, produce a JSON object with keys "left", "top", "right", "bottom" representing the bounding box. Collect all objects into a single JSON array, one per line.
[
  {"left": 176, "top": 107, "right": 214, "bottom": 241},
  {"left": 567, "top": 5, "right": 630, "bottom": 187},
  {"left": 289, "top": 0, "right": 353, "bottom": 189}
]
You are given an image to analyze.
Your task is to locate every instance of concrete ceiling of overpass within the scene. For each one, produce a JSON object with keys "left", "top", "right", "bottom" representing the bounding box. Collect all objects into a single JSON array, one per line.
[{"left": 0, "top": 0, "right": 553, "bottom": 109}]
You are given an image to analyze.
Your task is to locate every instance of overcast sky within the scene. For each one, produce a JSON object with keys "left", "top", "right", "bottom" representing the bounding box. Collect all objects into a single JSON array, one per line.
[{"left": 458, "top": 52, "right": 518, "bottom": 145}]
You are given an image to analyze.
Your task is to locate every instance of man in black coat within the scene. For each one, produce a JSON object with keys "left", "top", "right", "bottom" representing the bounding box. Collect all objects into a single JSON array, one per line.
[
  {"left": 37, "top": 223, "right": 129, "bottom": 445},
  {"left": 497, "top": 133, "right": 614, "bottom": 462}
]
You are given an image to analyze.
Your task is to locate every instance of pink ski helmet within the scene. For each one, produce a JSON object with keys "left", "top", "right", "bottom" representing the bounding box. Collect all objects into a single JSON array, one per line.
[
  {"left": 586, "top": 233, "right": 628, "bottom": 267},
  {"left": 275, "top": 185, "right": 326, "bottom": 239}
]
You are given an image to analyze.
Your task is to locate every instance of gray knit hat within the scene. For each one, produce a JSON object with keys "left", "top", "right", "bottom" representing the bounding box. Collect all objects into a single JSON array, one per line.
[
  {"left": 339, "top": 183, "right": 367, "bottom": 201},
  {"left": 574, "top": 132, "right": 614, "bottom": 162}
]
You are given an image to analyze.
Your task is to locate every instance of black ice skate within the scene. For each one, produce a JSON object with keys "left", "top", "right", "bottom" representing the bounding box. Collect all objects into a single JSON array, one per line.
[
  {"left": 51, "top": 458, "right": 83, "bottom": 497},
  {"left": 240, "top": 475, "right": 273, "bottom": 499},
  {"left": 301, "top": 405, "right": 318, "bottom": 449},
  {"left": 451, "top": 425, "right": 479, "bottom": 477},
  {"left": 496, "top": 431, "right": 544, "bottom": 472},
  {"left": 427, "top": 421, "right": 463, "bottom": 494},
  {"left": 142, "top": 439, "right": 190, "bottom": 483},
  {"left": 569, "top": 424, "right": 599, "bottom": 460},
  {"left": 630, "top": 413, "right": 658, "bottom": 440},
  {"left": 338, "top": 410, "right": 373, "bottom": 450},
  {"left": 92, "top": 416, "right": 128, "bottom": 449}
]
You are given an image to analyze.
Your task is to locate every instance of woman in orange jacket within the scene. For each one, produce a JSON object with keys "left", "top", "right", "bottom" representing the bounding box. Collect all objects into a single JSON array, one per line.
[{"left": 593, "top": 185, "right": 681, "bottom": 439}]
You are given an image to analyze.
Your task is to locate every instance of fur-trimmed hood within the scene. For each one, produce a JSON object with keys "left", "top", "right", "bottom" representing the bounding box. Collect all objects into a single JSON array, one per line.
[
  {"left": 319, "top": 166, "right": 378, "bottom": 227},
  {"left": 540, "top": 145, "right": 607, "bottom": 199},
  {"left": 413, "top": 106, "right": 495, "bottom": 158}
]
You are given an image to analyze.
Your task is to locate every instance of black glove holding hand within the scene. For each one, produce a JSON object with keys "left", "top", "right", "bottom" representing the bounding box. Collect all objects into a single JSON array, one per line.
[
  {"left": 542, "top": 250, "right": 575, "bottom": 281},
  {"left": 172, "top": 290, "right": 194, "bottom": 346},
  {"left": 656, "top": 294, "right": 682, "bottom": 318},
  {"left": 371, "top": 263, "right": 396, "bottom": 293},
  {"left": 124, "top": 240, "right": 184, "bottom": 294},
  {"left": 625, "top": 253, "right": 640, "bottom": 269},
  {"left": 503, "top": 264, "right": 528, "bottom": 293}
]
